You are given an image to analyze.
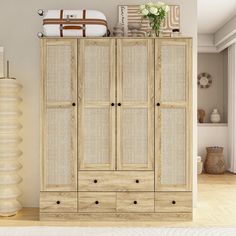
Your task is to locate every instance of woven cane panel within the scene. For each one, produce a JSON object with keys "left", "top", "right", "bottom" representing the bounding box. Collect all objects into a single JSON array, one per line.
[
  {"left": 122, "top": 108, "right": 148, "bottom": 164},
  {"left": 161, "top": 108, "right": 186, "bottom": 185},
  {"left": 84, "top": 108, "right": 110, "bottom": 164},
  {"left": 84, "top": 45, "right": 110, "bottom": 102},
  {"left": 123, "top": 45, "right": 148, "bottom": 102},
  {"left": 161, "top": 45, "right": 186, "bottom": 102},
  {"left": 45, "top": 108, "right": 74, "bottom": 186},
  {"left": 46, "top": 45, "right": 72, "bottom": 102}
]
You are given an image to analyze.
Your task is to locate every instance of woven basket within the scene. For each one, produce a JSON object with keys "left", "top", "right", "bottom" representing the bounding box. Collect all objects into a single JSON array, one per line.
[{"left": 204, "top": 147, "right": 225, "bottom": 174}]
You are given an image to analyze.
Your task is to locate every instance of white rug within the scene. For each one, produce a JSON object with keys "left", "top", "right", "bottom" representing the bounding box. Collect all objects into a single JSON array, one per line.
[{"left": 0, "top": 227, "right": 236, "bottom": 236}]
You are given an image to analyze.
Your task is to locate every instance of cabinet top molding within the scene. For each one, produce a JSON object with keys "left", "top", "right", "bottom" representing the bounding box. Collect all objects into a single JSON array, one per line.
[{"left": 40, "top": 36, "right": 192, "bottom": 40}]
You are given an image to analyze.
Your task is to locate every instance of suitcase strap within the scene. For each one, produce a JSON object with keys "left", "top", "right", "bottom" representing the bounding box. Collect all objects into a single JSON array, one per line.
[
  {"left": 83, "top": 10, "right": 86, "bottom": 37},
  {"left": 62, "top": 26, "right": 84, "bottom": 30},
  {"left": 43, "top": 19, "right": 108, "bottom": 26},
  {"left": 60, "top": 10, "right": 63, "bottom": 37}
]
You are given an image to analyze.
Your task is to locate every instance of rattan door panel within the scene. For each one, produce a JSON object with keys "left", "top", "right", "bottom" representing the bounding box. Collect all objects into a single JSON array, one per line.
[
  {"left": 44, "top": 40, "right": 77, "bottom": 103},
  {"left": 122, "top": 108, "right": 148, "bottom": 166},
  {"left": 160, "top": 108, "right": 186, "bottom": 186},
  {"left": 84, "top": 108, "right": 110, "bottom": 166},
  {"left": 78, "top": 39, "right": 116, "bottom": 170},
  {"left": 44, "top": 107, "right": 77, "bottom": 191},
  {"left": 161, "top": 44, "right": 186, "bottom": 102},
  {"left": 117, "top": 39, "right": 154, "bottom": 170},
  {"left": 41, "top": 39, "right": 77, "bottom": 191},
  {"left": 155, "top": 39, "right": 192, "bottom": 191},
  {"left": 84, "top": 45, "right": 110, "bottom": 102}
]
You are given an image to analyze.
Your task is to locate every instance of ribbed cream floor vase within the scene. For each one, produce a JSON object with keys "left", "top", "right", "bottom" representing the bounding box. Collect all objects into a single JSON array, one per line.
[{"left": 0, "top": 76, "right": 22, "bottom": 216}]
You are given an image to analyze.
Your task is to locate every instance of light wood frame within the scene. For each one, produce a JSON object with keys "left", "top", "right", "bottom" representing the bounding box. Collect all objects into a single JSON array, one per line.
[
  {"left": 40, "top": 39, "right": 78, "bottom": 191},
  {"left": 155, "top": 38, "right": 192, "bottom": 191},
  {"left": 117, "top": 39, "right": 155, "bottom": 170},
  {"left": 78, "top": 39, "right": 116, "bottom": 170},
  {"left": 40, "top": 37, "right": 193, "bottom": 222}
]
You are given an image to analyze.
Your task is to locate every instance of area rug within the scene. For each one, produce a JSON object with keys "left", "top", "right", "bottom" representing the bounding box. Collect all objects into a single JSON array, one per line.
[{"left": 0, "top": 227, "right": 236, "bottom": 236}]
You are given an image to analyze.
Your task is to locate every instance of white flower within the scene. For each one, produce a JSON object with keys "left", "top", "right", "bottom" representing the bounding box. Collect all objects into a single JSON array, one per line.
[
  {"left": 149, "top": 6, "right": 158, "bottom": 15},
  {"left": 165, "top": 5, "right": 170, "bottom": 12},
  {"left": 139, "top": 4, "right": 146, "bottom": 10},
  {"left": 141, "top": 8, "right": 149, "bottom": 15}
]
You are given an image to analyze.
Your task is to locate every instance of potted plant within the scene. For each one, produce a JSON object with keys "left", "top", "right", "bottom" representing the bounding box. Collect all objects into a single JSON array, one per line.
[{"left": 139, "top": 2, "right": 170, "bottom": 36}]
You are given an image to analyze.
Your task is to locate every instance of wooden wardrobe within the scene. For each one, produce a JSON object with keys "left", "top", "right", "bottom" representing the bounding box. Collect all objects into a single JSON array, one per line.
[{"left": 40, "top": 37, "right": 192, "bottom": 221}]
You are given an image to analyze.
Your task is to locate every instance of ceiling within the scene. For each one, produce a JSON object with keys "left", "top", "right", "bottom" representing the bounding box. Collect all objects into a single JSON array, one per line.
[{"left": 198, "top": 0, "right": 236, "bottom": 34}]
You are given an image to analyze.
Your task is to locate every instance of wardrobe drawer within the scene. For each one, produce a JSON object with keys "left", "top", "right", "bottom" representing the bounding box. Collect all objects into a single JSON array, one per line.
[
  {"left": 40, "top": 192, "right": 77, "bottom": 213},
  {"left": 117, "top": 192, "right": 154, "bottom": 212},
  {"left": 78, "top": 192, "right": 116, "bottom": 212},
  {"left": 78, "top": 171, "right": 154, "bottom": 191},
  {"left": 155, "top": 192, "right": 192, "bottom": 213}
]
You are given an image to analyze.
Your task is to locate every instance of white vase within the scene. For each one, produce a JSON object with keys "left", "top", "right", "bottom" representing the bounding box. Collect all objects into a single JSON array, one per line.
[{"left": 210, "top": 109, "right": 221, "bottom": 123}]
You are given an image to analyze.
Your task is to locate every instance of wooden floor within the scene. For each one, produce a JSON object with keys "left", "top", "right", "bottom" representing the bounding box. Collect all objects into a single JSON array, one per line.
[{"left": 0, "top": 172, "right": 236, "bottom": 227}]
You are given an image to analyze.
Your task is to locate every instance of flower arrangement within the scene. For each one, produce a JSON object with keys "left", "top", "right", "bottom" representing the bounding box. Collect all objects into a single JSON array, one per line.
[{"left": 139, "top": 2, "right": 170, "bottom": 36}]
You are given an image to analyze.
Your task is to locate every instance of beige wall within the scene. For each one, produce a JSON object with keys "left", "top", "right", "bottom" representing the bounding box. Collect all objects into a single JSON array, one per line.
[
  {"left": 0, "top": 0, "right": 197, "bottom": 207},
  {"left": 198, "top": 52, "right": 228, "bottom": 123},
  {"left": 0, "top": 47, "right": 3, "bottom": 77}
]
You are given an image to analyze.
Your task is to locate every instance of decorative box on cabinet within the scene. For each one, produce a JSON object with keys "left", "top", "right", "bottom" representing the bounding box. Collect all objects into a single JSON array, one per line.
[{"left": 40, "top": 37, "right": 192, "bottom": 221}]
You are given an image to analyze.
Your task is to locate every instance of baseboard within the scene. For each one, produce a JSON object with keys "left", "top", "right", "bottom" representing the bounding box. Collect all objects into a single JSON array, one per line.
[{"left": 40, "top": 212, "right": 192, "bottom": 222}]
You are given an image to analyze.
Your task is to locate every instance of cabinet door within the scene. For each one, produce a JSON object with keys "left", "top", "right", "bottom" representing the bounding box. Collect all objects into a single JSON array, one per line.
[
  {"left": 117, "top": 39, "right": 154, "bottom": 170},
  {"left": 41, "top": 39, "right": 77, "bottom": 191},
  {"left": 78, "top": 39, "right": 116, "bottom": 170},
  {"left": 155, "top": 39, "right": 192, "bottom": 191}
]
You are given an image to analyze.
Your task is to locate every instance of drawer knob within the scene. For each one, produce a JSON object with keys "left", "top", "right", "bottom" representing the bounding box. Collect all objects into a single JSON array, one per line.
[
  {"left": 172, "top": 200, "right": 176, "bottom": 205},
  {"left": 72, "top": 103, "right": 76, "bottom": 106},
  {"left": 95, "top": 201, "right": 99, "bottom": 205},
  {"left": 118, "top": 103, "right": 122, "bottom": 106},
  {"left": 156, "top": 102, "right": 160, "bottom": 106},
  {"left": 94, "top": 179, "right": 98, "bottom": 183},
  {"left": 133, "top": 201, "right": 137, "bottom": 205},
  {"left": 56, "top": 201, "right": 61, "bottom": 205},
  {"left": 135, "top": 179, "right": 139, "bottom": 183},
  {"left": 111, "top": 103, "right": 115, "bottom": 106}
]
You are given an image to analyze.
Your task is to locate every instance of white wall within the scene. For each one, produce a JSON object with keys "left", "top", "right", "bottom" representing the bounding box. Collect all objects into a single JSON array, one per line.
[
  {"left": 215, "top": 15, "right": 236, "bottom": 48},
  {"left": 198, "top": 52, "right": 228, "bottom": 123},
  {"left": 0, "top": 0, "right": 197, "bottom": 207},
  {"left": 198, "top": 34, "right": 217, "bottom": 53}
]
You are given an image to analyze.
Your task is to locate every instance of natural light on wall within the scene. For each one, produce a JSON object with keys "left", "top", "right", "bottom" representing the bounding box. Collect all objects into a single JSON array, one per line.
[{"left": 0, "top": 57, "right": 23, "bottom": 216}]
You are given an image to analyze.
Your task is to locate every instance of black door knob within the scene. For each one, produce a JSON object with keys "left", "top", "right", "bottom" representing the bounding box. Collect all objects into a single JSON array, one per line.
[
  {"left": 72, "top": 103, "right": 76, "bottom": 106},
  {"left": 172, "top": 200, "right": 176, "bottom": 205},
  {"left": 156, "top": 103, "right": 160, "bottom": 106},
  {"left": 56, "top": 201, "right": 61, "bottom": 205},
  {"left": 133, "top": 201, "right": 137, "bottom": 204},
  {"left": 95, "top": 201, "right": 99, "bottom": 204},
  {"left": 135, "top": 179, "right": 139, "bottom": 183},
  {"left": 118, "top": 103, "right": 121, "bottom": 106},
  {"left": 94, "top": 179, "right": 98, "bottom": 183},
  {"left": 111, "top": 103, "right": 115, "bottom": 106}
]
